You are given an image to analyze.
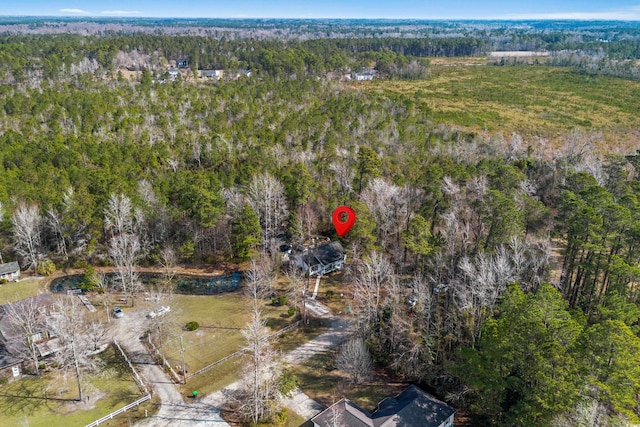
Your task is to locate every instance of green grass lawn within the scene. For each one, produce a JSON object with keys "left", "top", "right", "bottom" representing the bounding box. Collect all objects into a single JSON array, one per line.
[
  {"left": 162, "top": 294, "right": 296, "bottom": 375},
  {"left": 178, "top": 357, "right": 241, "bottom": 397},
  {"left": 0, "top": 276, "right": 48, "bottom": 304},
  {"left": 313, "top": 273, "right": 350, "bottom": 315},
  {"left": 0, "top": 346, "right": 152, "bottom": 427},
  {"left": 359, "top": 65, "right": 640, "bottom": 145},
  {"left": 176, "top": 320, "right": 323, "bottom": 399}
]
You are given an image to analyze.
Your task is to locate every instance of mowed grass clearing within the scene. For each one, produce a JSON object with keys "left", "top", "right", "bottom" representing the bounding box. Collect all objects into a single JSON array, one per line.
[
  {"left": 357, "top": 65, "right": 640, "bottom": 141},
  {"left": 0, "top": 346, "right": 151, "bottom": 427},
  {"left": 0, "top": 276, "right": 48, "bottom": 304},
  {"left": 163, "top": 293, "right": 296, "bottom": 375}
]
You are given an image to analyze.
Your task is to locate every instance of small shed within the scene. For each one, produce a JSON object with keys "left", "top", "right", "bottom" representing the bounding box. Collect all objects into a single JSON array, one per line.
[{"left": 0, "top": 262, "right": 20, "bottom": 282}]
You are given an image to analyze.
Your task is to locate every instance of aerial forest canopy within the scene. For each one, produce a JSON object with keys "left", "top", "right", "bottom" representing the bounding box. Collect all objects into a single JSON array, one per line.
[{"left": 1, "top": 18, "right": 640, "bottom": 425}]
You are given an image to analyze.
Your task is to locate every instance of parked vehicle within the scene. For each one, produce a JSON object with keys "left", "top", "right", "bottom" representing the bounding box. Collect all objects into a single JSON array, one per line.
[
  {"left": 113, "top": 306, "right": 124, "bottom": 318},
  {"left": 147, "top": 305, "right": 171, "bottom": 319}
]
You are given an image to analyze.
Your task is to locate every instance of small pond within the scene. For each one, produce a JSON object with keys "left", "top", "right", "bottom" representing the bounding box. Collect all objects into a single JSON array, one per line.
[{"left": 50, "top": 271, "right": 243, "bottom": 295}]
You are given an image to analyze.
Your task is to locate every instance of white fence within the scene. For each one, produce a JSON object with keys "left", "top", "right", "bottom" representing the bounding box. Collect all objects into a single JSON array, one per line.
[
  {"left": 113, "top": 339, "right": 149, "bottom": 394},
  {"left": 84, "top": 394, "right": 151, "bottom": 427},
  {"left": 84, "top": 340, "right": 153, "bottom": 426}
]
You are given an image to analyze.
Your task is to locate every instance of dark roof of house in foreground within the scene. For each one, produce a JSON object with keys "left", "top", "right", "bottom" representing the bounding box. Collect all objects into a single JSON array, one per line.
[
  {"left": 0, "top": 261, "right": 20, "bottom": 275},
  {"left": 372, "top": 385, "right": 456, "bottom": 427},
  {"left": 0, "top": 293, "right": 54, "bottom": 340},
  {"left": 0, "top": 339, "right": 22, "bottom": 370},
  {"left": 311, "top": 385, "right": 455, "bottom": 427},
  {"left": 314, "top": 241, "right": 345, "bottom": 265},
  {"left": 312, "top": 398, "right": 374, "bottom": 427},
  {"left": 295, "top": 241, "right": 346, "bottom": 269}
]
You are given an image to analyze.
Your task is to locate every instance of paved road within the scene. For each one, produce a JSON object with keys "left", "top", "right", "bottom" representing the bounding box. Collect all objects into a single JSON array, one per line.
[{"left": 107, "top": 300, "right": 350, "bottom": 426}]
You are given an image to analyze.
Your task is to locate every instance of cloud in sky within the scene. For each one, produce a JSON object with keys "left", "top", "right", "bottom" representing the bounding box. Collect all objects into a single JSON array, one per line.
[
  {"left": 101, "top": 10, "right": 142, "bottom": 16},
  {"left": 59, "top": 8, "right": 90, "bottom": 15}
]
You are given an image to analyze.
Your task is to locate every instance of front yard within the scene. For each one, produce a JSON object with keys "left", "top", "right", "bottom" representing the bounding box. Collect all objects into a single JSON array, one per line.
[
  {"left": 0, "top": 346, "right": 152, "bottom": 427},
  {"left": 0, "top": 276, "right": 48, "bottom": 304},
  {"left": 159, "top": 293, "right": 296, "bottom": 375}
]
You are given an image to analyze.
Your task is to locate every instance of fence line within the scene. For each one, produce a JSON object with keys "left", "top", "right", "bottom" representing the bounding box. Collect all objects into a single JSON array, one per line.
[
  {"left": 113, "top": 339, "right": 149, "bottom": 395},
  {"left": 147, "top": 334, "right": 182, "bottom": 384},
  {"left": 269, "top": 320, "right": 301, "bottom": 339},
  {"left": 187, "top": 320, "right": 301, "bottom": 379},
  {"left": 84, "top": 394, "right": 151, "bottom": 427}
]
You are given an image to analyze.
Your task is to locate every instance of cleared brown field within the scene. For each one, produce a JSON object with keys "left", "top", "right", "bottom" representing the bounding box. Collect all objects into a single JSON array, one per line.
[{"left": 354, "top": 65, "right": 640, "bottom": 153}]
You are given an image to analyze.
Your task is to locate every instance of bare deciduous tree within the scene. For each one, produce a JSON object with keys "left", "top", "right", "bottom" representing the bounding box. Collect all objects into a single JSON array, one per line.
[
  {"left": 47, "top": 297, "right": 98, "bottom": 401},
  {"left": 46, "top": 208, "right": 67, "bottom": 259},
  {"left": 95, "top": 274, "right": 113, "bottom": 323},
  {"left": 85, "top": 319, "right": 107, "bottom": 351},
  {"left": 455, "top": 250, "right": 515, "bottom": 346},
  {"left": 329, "top": 159, "right": 354, "bottom": 194},
  {"left": 351, "top": 251, "right": 394, "bottom": 334},
  {"left": 3, "top": 296, "right": 48, "bottom": 374},
  {"left": 285, "top": 264, "right": 309, "bottom": 323},
  {"left": 360, "top": 178, "right": 409, "bottom": 254},
  {"left": 12, "top": 202, "right": 42, "bottom": 270},
  {"left": 238, "top": 310, "right": 282, "bottom": 426},
  {"left": 108, "top": 232, "right": 141, "bottom": 306},
  {"left": 159, "top": 246, "right": 177, "bottom": 284},
  {"left": 104, "top": 193, "right": 133, "bottom": 237},
  {"left": 551, "top": 396, "right": 611, "bottom": 427},
  {"left": 247, "top": 173, "right": 288, "bottom": 248},
  {"left": 244, "top": 255, "right": 275, "bottom": 313},
  {"left": 335, "top": 337, "right": 372, "bottom": 384}
]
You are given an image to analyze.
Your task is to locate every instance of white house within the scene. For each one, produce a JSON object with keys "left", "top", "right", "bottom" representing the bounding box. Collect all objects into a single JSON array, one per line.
[
  {"left": 353, "top": 67, "right": 377, "bottom": 81},
  {"left": 200, "top": 69, "right": 225, "bottom": 80},
  {"left": 167, "top": 67, "right": 180, "bottom": 81},
  {"left": 0, "top": 262, "right": 20, "bottom": 282}
]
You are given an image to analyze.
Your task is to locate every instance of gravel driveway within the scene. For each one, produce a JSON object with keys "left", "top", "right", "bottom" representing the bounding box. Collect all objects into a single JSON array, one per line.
[{"left": 106, "top": 300, "right": 349, "bottom": 426}]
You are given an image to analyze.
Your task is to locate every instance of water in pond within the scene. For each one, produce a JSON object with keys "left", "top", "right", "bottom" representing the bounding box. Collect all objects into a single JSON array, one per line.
[{"left": 50, "top": 271, "right": 243, "bottom": 295}]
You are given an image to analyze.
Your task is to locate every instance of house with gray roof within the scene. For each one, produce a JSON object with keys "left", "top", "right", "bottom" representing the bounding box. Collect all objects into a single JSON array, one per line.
[
  {"left": 0, "top": 261, "right": 20, "bottom": 282},
  {"left": 293, "top": 241, "right": 346, "bottom": 276},
  {"left": 311, "top": 385, "right": 455, "bottom": 427}
]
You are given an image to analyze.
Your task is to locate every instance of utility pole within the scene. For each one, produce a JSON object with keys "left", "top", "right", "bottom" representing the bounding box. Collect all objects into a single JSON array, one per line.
[{"left": 180, "top": 335, "right": 186, "bottom": 384}]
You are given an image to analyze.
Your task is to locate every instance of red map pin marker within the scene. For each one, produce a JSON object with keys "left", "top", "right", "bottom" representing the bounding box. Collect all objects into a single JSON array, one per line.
[{"left": 332, "top": 206, "right": 357, "bottom": 237}]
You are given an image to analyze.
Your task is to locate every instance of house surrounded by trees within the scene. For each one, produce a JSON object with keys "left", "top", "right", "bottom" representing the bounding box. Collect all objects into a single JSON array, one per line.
[
  {"left": 293, "top": 241, "right": 346, "bottom": 276},
  {"left": 0, "top": 262, "right": 20, "bottom": 282}
]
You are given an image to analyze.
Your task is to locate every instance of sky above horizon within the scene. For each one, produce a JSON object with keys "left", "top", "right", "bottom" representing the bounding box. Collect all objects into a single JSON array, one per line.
[{"left": 4, "top": 1, "right": 640, "bottom": 20}]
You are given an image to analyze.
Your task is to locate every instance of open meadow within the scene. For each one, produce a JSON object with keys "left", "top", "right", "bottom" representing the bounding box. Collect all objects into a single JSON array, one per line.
[{"left": 360, "top": 65, "right": 640, "bottom": 150}]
